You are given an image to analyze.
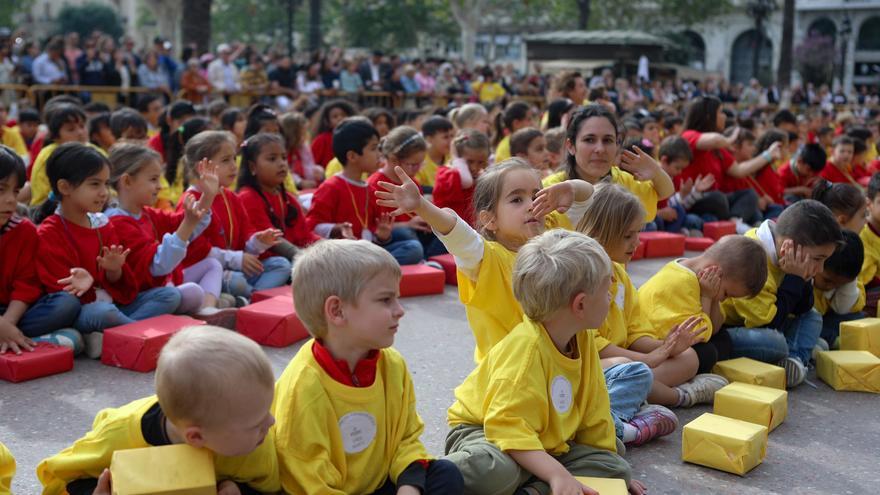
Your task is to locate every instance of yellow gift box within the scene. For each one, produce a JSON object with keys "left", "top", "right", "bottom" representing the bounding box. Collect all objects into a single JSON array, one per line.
[
  {"left": 111, "top": 444, "right": 216, "bottom": 495},
  {"left": 713, "top": 382, "right": 787, "bottom": 432},
  {"left": 816, "top": 350, "right": 880, "bottom": 393},
  {"left": 681, "top": 413, "right": 767, "bottom": 476},
  {"left": 712, "top": 357, "right": 786, "bottom": 389},
  {"left": 839, "top": 318, "right": 880, "bottom": 357},
  {"left": 571, "top": 477, "right": 627, "bottom": 494}
]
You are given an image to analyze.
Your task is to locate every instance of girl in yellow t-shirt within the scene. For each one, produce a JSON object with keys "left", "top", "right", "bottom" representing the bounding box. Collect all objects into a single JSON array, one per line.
[{"left": 493, "top": 101, "right": 536, "bottom": 163}]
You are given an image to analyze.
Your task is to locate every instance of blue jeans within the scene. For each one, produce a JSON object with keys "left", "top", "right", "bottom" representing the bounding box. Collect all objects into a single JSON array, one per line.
[
  {"left": 763, "top": 203, "right": 785, "bottom": 221},
  {"left": 820, "top": 311, "right": 865, "bottom": 348},
  {"left": 727, "top": 309, "right": 823, "bottom": 364},
  {"left": 604, "top": 362, "right": 653, "bottom": 439},
  {"left": 652, "top": 203, "right": 716, "bottom": 233},
  {"left": 383, "top": 227, "right": 425, "bottom": 265},
  {"left": 1, "top": 292, "right": 82, "bottom": 338},
  {"left": 74, "top": 286, "right": 182, "bottom": 333},
  {"left": 223, "top": 256, "right": 292, "bottom": 298}
]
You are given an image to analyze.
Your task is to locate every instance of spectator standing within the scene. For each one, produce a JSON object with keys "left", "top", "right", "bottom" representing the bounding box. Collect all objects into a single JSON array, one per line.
[
  {"left": 32, "top": 37, "right": 69, "bottom": 85},
  {"left": 207, "top": 43, "right": 240, "bottom": 94},
  {"left": 359, "top": 50, "right": 391, "bottom": 91},
  {"left": 137, "top": 51, "right": 171, "bottom": 95}
]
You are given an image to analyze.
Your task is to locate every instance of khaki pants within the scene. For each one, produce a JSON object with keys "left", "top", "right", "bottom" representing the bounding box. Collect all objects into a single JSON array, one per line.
[{"left": 444, "top": 424, "right": 632, "bottom": 495}]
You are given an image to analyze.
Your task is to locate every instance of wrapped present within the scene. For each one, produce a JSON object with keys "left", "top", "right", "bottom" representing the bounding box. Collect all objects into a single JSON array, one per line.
[
  {"left": 631, "top": 241, "right": 645, "bottom": 261},
  {"left": 428, "top": 254, "right": 458, "bottom": 286},
  {"left": 571, "top": 477, "right": 627, "bottom": 494},
  {"left": 685, "top": 237, "right": 715, "bottom": 252},
  {"left": 399, "top": 264, "right": 445, "bottom": 297},
  {"left": 0, "top": 343, "right": 73, "bottom": 383},
  {"left": 251, "top": 285, "right": 293, "bottom": 303},
  {"left": 638, "top": 232, "right": 685, "bottom": 258},
  {"left": 816, "top": 350, "right": 880, "bottom": 393},
  {"left": 102, "top": 315, "right": 206, "bottom": 373},
  {"left": 703, "top": 221, "right": 736, "bottom": 241},
  {"left": 236, "top": 296, "right": 309, "bottom": 347},
  {"left": 839, "top": 318, "right": 880, "bottom": 358},
  {"left": 110, "top": 444, "right": 215, "bottom": 495},
  {"left": 713, "top": 382, "right": 787, "bottom": 432},
  {"left": 681, "top": 413, "right": 767, "bottom": 475},
  {"left": 712, "top": 357, "right": 786, "bottom": 390}
]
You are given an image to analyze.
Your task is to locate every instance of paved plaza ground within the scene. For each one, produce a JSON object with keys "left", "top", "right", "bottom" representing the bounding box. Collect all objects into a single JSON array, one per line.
[{"left": 1, "top": 256, "right": 878, "bottom": 494}]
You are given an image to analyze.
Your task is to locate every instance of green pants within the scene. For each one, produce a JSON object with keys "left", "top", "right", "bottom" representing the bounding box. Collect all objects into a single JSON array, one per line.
[{"left": 444, "top": 424, "right": 632, "bottom": 495}]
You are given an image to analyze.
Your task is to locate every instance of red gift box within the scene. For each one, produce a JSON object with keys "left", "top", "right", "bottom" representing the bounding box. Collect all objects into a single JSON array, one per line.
[
  {"left": 0, "top": 343, "right": 73, "bottom": 383},
  {"left": 703, "top": 221, "right": 737, "bottom": 241},
  {"left": 429, "top": 254, "right": 458, "bottom": 286},
  {"left": 102, "top": 315, "right": 206, "bottom": 372},
  {"left": 639, "top": 232, "right": 686, "bottom": 258},
  {"left": 400, "top": 264, "right": 446, "bottom": 297},
  {"left": 685, "top": 237, "right": 715, "bottom": 251},
  {"left": 631, "top": 240, "right": 646, "bottom": 261},
  {"left": 236, "top": 296, "right": 309, "bottom": 347},
  {"left": 252, "top": 285, "right": 293, "bottom": 303}
]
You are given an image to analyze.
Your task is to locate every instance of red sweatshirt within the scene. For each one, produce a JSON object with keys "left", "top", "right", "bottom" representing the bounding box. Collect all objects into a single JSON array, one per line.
[
  {"left": 108, "top": 208, "right": 186, "bottom": 290},
  {"left": 820, "top": 160, "right": 869, "bottom": 185},
  {"left": 306, "top": 175, "right": 376, "bottom": 239},
  {"left": 310, "top": 131, "right": 334, "bottom": 167},
  {"left": 179, "top": 188, "right": 257, "bottom": 267},
  {"left": 238, "top": 186, "right": 319, "bottom": 248},
  {"left": 367, "top": 170, "right": 421, "bottom": 223},
  {"left": 0, "top": 217, "right": 43, "bottom": 306},
  {"left": 432, "top": 166, "right": 475, "bottom": 226}
]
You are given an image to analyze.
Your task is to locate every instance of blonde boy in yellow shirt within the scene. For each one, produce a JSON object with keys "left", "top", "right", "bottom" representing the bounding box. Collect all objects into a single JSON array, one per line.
[
  {"left": 273, "top": 240, "right": 463, "bottom": 495},
  {"left": 37, "top": 327, "right": 280, "bottom": 495},
  {"left": 445, "top": 230, "right": 645, "bottom": 495}
]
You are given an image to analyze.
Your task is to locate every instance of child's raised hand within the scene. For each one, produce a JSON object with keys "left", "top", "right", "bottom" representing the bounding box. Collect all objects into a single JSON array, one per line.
[
  {"left": 255, "top": 228, "right": 283, "bottom": 246},
  {"left": 619, "top": 146, "right": 662, "bottom": 181},
  {"left": 58, "top": 267, "right": 94, "bottom": 297},
  {"left": 767, "top": 141, "right": 783, "bottom": 161},
  {"left": 376, "top": 213, "right": 394, "bottom": 242},
  {"left": 241, "top": 253, "right": 264, "bottom": 277},
  {"left": 97, "top": 245, "right": 131, "bottom": 273},
  {"left": 533, "top": 182, "right": 574, "bottom": 219},
  {"left": 550, "top": 474, "right": 598, "bottom": 495},
  {"left": 375, "top": 166, "right": 424, "bottom": 216},
  {"left": 698, "top": 265, "right": 723, "bottom": 301},
  {"left": 217, "top": 480, "right": 242, "bottom": 495},
  {"left": 93, "top": 469, "right": 113, "bottom": 495},
  {"left": 181, "top": 194, "right": 208, "bottom": 224},
  {"left": 679, "top": 177, "right": 695, "bottom": 198},
  {"left": 195, "top": 158, "right": 220, "bottom": 197},
  {"left": 330, "top": 222, "right": 355, "bottom": 239},
  {"left": 695, "top": 174, "right": 715, "bottom": 192}
]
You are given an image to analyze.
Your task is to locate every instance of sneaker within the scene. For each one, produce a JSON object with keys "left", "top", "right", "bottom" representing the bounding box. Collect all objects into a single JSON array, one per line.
[
  {"left": 84, "top": 332, "right": 103, "bottom": 360},
  {"left": 676, "top": 373, "right": 729, "bottom": 407},
  {"left": 32, "top": 328, "right": 85, "bottom": 355},
  {"left": 195, "top": 307, "right": 238, "bottom": 330},
  {"left": 218, "top": 293, "right": 236, "bottom": 309},
  {"left": 626, "top": 404, "right": 679, "bottom": 446},
  {"left": 812, "top": 337, "right": 830, "bottom": 363},
  {"left": 425, "top": 260, "right": 443, "bottom": 271},
  {"left": 234, "top": 296, "right": 250, "bottom": 308},
  {"left": 778, "top": 356, "right": 806, "bottom": 388}
]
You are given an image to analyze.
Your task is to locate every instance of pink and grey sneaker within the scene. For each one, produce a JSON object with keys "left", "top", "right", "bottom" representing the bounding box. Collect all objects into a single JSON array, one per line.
[{"left": 626, "top": 404, "right": 679, "bottom": 446}]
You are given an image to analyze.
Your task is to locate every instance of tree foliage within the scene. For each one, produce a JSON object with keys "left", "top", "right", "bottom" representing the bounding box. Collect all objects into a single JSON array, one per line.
[
  {"left": 57, "top": 2, "right": 124, "bottom": 40},
  {"left": 794, "top": 33, "right": 836, "bottom": 87},
  {"left": 0, "top": 0, "right": 34, "bottom": 28}
]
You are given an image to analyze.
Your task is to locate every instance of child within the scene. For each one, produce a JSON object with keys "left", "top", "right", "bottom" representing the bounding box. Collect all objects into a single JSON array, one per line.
[
  {"left": 642, "top": 116, "right": 661, "bottom": 149},
  {"left": 158, "top": 117, "right": 210, "bottom": 210},
  {"left": 105, "top": 143, "right": 237, "bottom": 327},
  {"left": 37, "top": 326, "right": 281, "bottom": 495},
  {"left": 779, "top": 143, "right": 826, "bottom": 204},
  {"left": 136, "top": 93, "right": 164, "bottom": 137},
  {"left": 109, "top": 108, "right": 149, "bottom": 142},
  {"left": 544, "top": 127, "right": 565, "bottom": 170},
  {"left": 376, "top": 159, "right": 586, "bottom": 362},
  {"left": 148, "top": 100, "right": 196, "bottom": 163},
  {"left": 637, "top": 235, "right": 769, "bottom": 405},
  {"left": 179, "top": 131, "right": 291, "bottom": 304},
  {"left": 812, "top": 180, "right": 867, "bottom": 233},
  {"left": 817, "top": 125, "right": 834, "bottom": 154},
  {"left": 432, "top": 130, "right": 490, "bottom": 227},
  {"left": 237, "top": 133, "right": 319, "bottom": 260},
  {"left": 0, "top": 145, "right": 82, "bottom": 355},
  {"left": 280, "top": 111, "right": 323, "bottom": 190},
  {"left": 510, "top": 127, "right": 551, "bottom": 177},
  {"left": 307, "top": 118, "right": 423, "bottom": 265},
  {"left": 363, "top": 106, "right": 395, "bottom": 138},
  {"left": 721, "top": 200, "right": 842, "bottom": 387},
  {"left": 243, "top": 103, "right": 281, "bottom": 138},
  {"left": 821, "top": 136, "right": 866, "bottom": 186},
  {"left": 28, "top": 103, "right": 97, "bottom": 206},
  {"left": 664, "top": 115, "right": 684, "bottom": 137},
  {"left": 494, "top": 101, "right": 534, "bottom": 162},
  {"left": 220, "top": 107, "right": 246, "bottom": 145},
  {"left": 0, "top": 102, "right": 28, "bottom": 159},
  {"left": 721, "top": 127, "right": 782, "bottom": 226},
  {"left": 450, "top": 103, "right": 491, "bottom": 136},
  {"left": 814, "top": 230, "right": 865, "bottom": 348},
  {"left": 88, "top": 113, "right": 115, "bottom": 152},
  {"left": 445, "top": 230, "right": 644, "bottom": 495},
  {"left": 750, "top": 129, "right": 787, "bottom": 220},
  {"left": 653, "top": 135, "right": 714, "bottom": 235},
  {"left": 859, "top": 173, "right": 880, "bottom": 315},
  {"left": 274, "top": 240, "right": 463, "bottom": 494},
  {"left": 34, "top": 143, "right": 181, "bottom": 357},
  {"left": 311, "top": 99, "right": 357, "bottom": 167},
  {"left": 16, "top": 107, "right": 42, "bottom": 151},
  {"left": 415, "top": 115, "right": 454, "bottom": 189}
]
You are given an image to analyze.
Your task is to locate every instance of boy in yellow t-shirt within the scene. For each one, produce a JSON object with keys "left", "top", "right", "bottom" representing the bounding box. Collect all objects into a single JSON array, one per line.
[
  {"left": 415, "top": 115, "right": 454, "bottom": 189},
  {"left": 445, "top": 230, "right": 644, "bottom": 495},
  {"left": 273, "top": 240, "right": 463, "bottom": 495},
  {"left": 37, "top": 327, "right": 280, "bottom": 495},
  {"left": 814, "top": 230, "right": 866, "bottom": 347}
]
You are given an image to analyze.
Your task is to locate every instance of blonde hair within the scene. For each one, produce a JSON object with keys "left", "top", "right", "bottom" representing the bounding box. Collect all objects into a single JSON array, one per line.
[
  {"left": 473, "top": 158, "right": 538, "bottom": 240},
  {"left": 155, "top": 326, "right": 274, "bottom": 427},
  {"left": 292, "top": 240, "right": 401, "bottom": 339},
  {"left": 379, "top": 125, "right": 426, "bottom": 160},
  {"left": 576, "top": 183, "right": 644, "bottom": 250},
  {"left": 513, "top": 229, "right": 612, "bottom": 321},
  {"left": 279, "top": 112, "right": 309, "bottom": 150},
  {"left": 450, "top": 103, "right": 487, "bottom": 129},
  {"left": 108, "top": 142, "right": 161, "bottom": 190},
  {"left": 183, "top": 130, "right": 236, "bottom": 180},
  {"left": 705, "top": 235, "right": 769, "bottom": 297},
  {"left": 452, "top": 129, "right": 490, "bottom": 156}
]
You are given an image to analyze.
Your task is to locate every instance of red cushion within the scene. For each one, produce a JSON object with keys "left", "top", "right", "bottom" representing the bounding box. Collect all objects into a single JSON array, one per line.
[
  {"left": 685, "top": 237, "right": 716, "bottom": 251},
  {"left": 102, "top": 315, "right": 206, "bottom": 372},
  {"left": 638, "top": 232, "right": 686, "bottom": 258},
  {"left": 236, "top": 296, "right": 309, "bottom": 347},
  {"left": 252, "top": 285, "right": 293, "bottom": 303},
  {"left": 631, "top": 241, "right": 646, "bottom": 261},
  {"left": 0, "top": 343, "right": 73, "bottom": 383},
  {"left": 703, "top": 221, "right": 737, "bottom": 241},
  {"left": 429, "top": 254, "right": 458, "bottom": 286},
  {"left": 399, "top": 264, "right": 445, "bottom": 297}
]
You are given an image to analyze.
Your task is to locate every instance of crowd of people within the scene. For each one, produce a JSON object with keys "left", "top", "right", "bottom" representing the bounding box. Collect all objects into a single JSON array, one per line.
[{"left": 1, "top": 25, "right": 880, "bottom": 495}]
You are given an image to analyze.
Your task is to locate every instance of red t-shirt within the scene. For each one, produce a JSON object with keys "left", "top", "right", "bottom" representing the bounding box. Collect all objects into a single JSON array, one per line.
[
  {"left": 433, "top": 166, "right": 475, "bottom": 226},
  {"left": 0, "top": 217, "right": 43, "bottom": 306},
  {"left": 311, "top": 339, "right": 379, "bottom": 387},
  {"left": 310, "top": 131, "right": 334, "bottom": 168},
  {"left": 680, "top": 130, "right": 726, "bottom": 189},
  {"left": 752, "top": 165, "right": 784, "bottom": 204},
  {"left": 179, "top": 188, "right": 259, "bottom": 267},
  {"left": 306, "top": 175, "right": 376, "bottom": 239},
  {"left": 238, "top": 186, "right": 320, "bottom": 248},
  {"left": 820, "top": 161, "right": 869, "bottom": 185},
  {"left": 367, "top": 170, "right": 421, "bottom": 223},
  {"left": 148, "top": 132, "right": 166, "bottom": 162},
  {"left": 108, "top": 208, "right": 186, "bottom": 290}
]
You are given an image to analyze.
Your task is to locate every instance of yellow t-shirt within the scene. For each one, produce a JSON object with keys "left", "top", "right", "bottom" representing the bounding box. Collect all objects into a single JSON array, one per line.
[
  {"left": 37, "top": 396, "right": 280, "bottom": 495},
  {"left": 722, "top": 229, "right": 783, "bottom": 328},
  {"left": 1, "top": 127, "right": 27, "bottom": 157},
  {"left": 415, "top": 153, "right": 444, "bottom": 188},
  {"left": 858, "top": 224, "right": 880, "bottom": 287},
  {"left": 157, "top": 161, "right": 186, "bottom": 209},
  {"left": 460, "top": 212, "right": 572, "bottom": 363},
  {"left": 495, "top": 136, "right": 511, "bottom": 162},
  {"left": 0, "top": 442, "right": 14, "bottom": 495},
  {"left": 813, "top": 283, "right": 866, "bottom": 316},
  {"left": 29, "top": 142, "right": 108, "bottom": 206},
  {"left": 472, "top": 81, "right": 506, "bottom": 104},
  {"left": 273, "top": 342, "right": 430, "bottom": 495},
  {"left": 595, "top": 262, "right": 655, "bottom": 351},
  {"left": 636, "top": 260, "right": 714, "bottom": 343},
  {"left": 542, "top": 167, "right": 659, "bottom": 222},
  {"left": 448, "top": 316, "right": 618, "bottom": 456},
  {"left": 324, "top": 157, "right": 368, "bottom": 182}
]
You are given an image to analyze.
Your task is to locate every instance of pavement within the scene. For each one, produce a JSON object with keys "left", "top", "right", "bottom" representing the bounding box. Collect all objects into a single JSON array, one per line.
[{"left": 2, "top": 255, "right": 879, "bottom": 494}]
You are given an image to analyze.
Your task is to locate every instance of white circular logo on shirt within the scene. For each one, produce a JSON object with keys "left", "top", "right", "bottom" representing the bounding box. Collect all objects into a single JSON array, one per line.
[
  {"left": 550, "top": 375, "right": 573, "bottom": 414},
  {"left": 614, "top": 284, "right": 626, "bottom": 309},
  {"left": 338, "top": 412, "right": 377, "bottom": 454}
]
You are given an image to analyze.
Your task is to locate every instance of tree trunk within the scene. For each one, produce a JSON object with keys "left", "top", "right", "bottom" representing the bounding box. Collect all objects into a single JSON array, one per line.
[
  {"left": 450, "top": 0, "right": 485, "bottom": 69},
  {"left": 308, "top": 0, "right": 321, "bottom": 52},
  {"left": 752, "top": 17, "right": 763, "bottom": 82},
  {"left": 144, "top": 0, "right": 183, "bottom": 49},
  {"left": 577, "top": 0, "right": 591, "bottom": 30},
  {"left": 777, "top": 0, "right": 794, "bottom": 89},
  {"left": 182, "top": 0, "right": 212, "bottom": 55}
]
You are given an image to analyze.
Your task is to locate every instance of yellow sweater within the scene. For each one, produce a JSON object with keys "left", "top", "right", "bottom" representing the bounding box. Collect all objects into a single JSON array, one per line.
[
  {"left": 722, "top": 228, "right": 783, "bottom": 328},
  {"left": 36, "top": 396, "right": 280, "bottom": 495},
  {"left": 415, "top": 152, "right": 444, "bottom": 187},
  {"left": 273, "top": 342, "right": 430, "bottom": 495},
  {"left": 495, "top": 136, "right": 511, "bottom": 162},
  {"left": 1, "top": 127, "right": 27, "bottom": 157},
  {"left": 543, "top": 167, "right": 659, "bottom": 222},
  {"left": 30, "top": 142, "right": 108, "bottom": 206},
  {"left": 0, "top": 442, "right": 13, "bottom": 495},
  {"left": 595, "top": 262, "right": 654, "bottom": 351},
  {"left": 636, "top": 260, "right": 714, "bottom": 342},
  {"left": 448, "top": 317, "right": 617, "bottom": 455},
  {"left": 858, "top": 224, "right": 880, "bottom": 286}
]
